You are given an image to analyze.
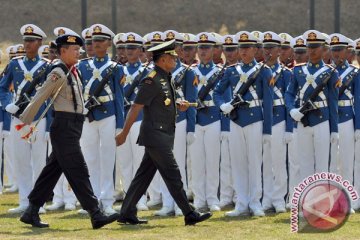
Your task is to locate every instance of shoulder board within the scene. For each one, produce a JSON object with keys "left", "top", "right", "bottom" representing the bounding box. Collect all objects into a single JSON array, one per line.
[
  {"left": 181, "top": 63, "right": 189, "bottom": 68},
  {"left": 294, "top": 63, "right": 306, "bottom": 67},
  {"left": 350, "top": 64, "right": 359, "bottom": 69},
  {"left": 190, "top": 63, "right": 198, "bottom": 67},
  {"left": 41, "top": 57, "right": 51, "bottom": 63},
  {"left": 147, "top": 70, "right": 157, "bottom": 78},
  {"left": 326, "top": 64, "right": 335, "bottom": 69},
  {"left": 11, "top": 56, "right": 23, "bottom": 60},
  {"left": 79, "top": 57, "right": 93, "bottom": 62},
  {"left": 283, "top": 66, "right": 292, "bottom": 72},
  {"left": 226, "top": 63, "right": 239, "bottom": 68},
  {"left": 216, "top": 63, "right": 224, "bottom": 68},
  {"left": 263, "top": 64, "right": 270, "bottom": 69}
]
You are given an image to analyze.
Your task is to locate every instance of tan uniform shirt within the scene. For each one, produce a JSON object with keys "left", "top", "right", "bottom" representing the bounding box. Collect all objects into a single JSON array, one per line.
[{"left": 20, "top": 61, "right": 84, "bottom": 125}]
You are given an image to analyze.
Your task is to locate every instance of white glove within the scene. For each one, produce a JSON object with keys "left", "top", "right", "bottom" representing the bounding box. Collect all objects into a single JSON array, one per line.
[
  {"left": 83, "top": 107, "right": 89, "bottom": 115},
  {"left": 220, "top": 102, "right": 234, "bottom": 115},
  {"left": 116, "top": 128, "right": 122, "bottom": 135},
  {"left": 355, "top": 130, "right": 360, "bottom": 142},
  {"left": 283, "top": 132, "right": 293, "bottom": 144},
  {"left": 44, "top": 132, "right": 50, "bottom": 142},
  {"left": 186, "top": 132, "right": 196, "bottom": 145},
  {"left": 5, "top": 103, "right": 19, "bottom": 114},
  {"left": 330, "top": 132, "right": 339, "bottom": 145},
  {"left": 2, "top": 130, "right": 10, "bottom": 139},
  {"left": 263, "top": 134, "right": 272, "bottom": 144},
  {"left": 220, "top": 131, "right": 230, "bottom": 141},
  {"left": 290, "top": 108, "right": 304, "bottom": 122}
]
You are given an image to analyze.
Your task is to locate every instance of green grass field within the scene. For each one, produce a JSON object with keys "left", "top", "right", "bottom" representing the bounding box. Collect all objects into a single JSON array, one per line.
[{"left": 1, "top": 192, "right": 360, "bottom": 240}]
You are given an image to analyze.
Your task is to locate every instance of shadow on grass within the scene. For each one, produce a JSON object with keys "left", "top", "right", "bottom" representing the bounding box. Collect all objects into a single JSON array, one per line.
[
  {"left": 0, "top": 212, "right": 22, "bottom": 218},
  {"left": 117, "top": 223, "right": 167, "bottom": 231}
]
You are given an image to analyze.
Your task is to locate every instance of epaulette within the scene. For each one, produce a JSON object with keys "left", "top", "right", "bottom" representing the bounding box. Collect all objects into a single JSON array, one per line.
[
  {"left": 264, "top": 64, "right": 271, "bottom": 69},
  {"left": 350, "top": 64, "right": 359, "bottom": 69},
  {"left": 41, "top": 57, "right": 51, "bottom": 63},
  {"left": 226, "top": 63, "right": 239, "bottom": 68},
  {"left": 79, "top": 57, "right": 92, "bottom": 62},
  {"left": 11, "top": 56, "right": 23, "bottom": 60},
  {"left": 181, "top": 63, "right": 189, "bottom": 68},
  {"left": 326, "top": 64, "right": 335, "bottom": 69},
  {"left": 147, "top": 70, "right": 157, "bottom": 78},
  {"left": 283, "top": 66, "right": 292, "bottom": 72},
  {"left": 294, "top": 63, "right": 306, "bottom": 67}
]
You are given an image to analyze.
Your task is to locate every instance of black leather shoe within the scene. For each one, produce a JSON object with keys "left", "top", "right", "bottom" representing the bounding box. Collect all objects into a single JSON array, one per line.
[
  {"left": 117, "top": 214, "right": 148, "bottom": 225},
  {"left": 20, "top": 204, "right": 49, "bottom": 228},
  {"left": 90, "top": 209, "right": 120, "bottom": 229},
  {"left": 184, "top": 210, "right": 212, "bottom": 226}
]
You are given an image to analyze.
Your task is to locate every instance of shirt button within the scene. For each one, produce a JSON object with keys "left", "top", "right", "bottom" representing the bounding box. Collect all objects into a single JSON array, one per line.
[
  {"left": 250, "top": 113, "right": 254, "bottom": 116},
  {"left": 104, "top": 111, "right": 107, "bottom": 113},
  {"left": 319, "top": 116, "right": 323, "bottom": 119},
  {"left": 346, "top": 114, "right": 348, "bottom": 117},
  {"left": 160, "top": 126, "right": 163, "bottom": 129},
  {"left": 210, "top": 116, "right": 213, "bottom": 119},
  {"left": 276, "top": 114, "right": 279, "bottom": 117}
]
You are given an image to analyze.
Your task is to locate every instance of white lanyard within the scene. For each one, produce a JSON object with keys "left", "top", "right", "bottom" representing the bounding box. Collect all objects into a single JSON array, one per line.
[
  {"left": 300, "top": 65, "right": 329, "bottom": 102},
  {"left": 84, "top": 59, "right": 113, "bottom": 100},
  {"left": 234, "top": 64, "right": 260, "bottom": 100}
]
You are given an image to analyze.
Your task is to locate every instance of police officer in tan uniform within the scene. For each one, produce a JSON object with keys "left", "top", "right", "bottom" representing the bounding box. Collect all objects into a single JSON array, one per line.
[{"left": 18, "top": 33, "right": 119, "bottom": 229}]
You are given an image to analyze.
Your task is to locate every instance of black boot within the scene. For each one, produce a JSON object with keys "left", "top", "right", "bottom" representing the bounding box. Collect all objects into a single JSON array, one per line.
[
  {"left": 89, "top": 208, "right": 120, "bottom": 229},
  {"left": 184, "top": 210, "right": 212, "bottom": 226},
  {"left": 117, "top": 214, "right": 148, "bottom": 225},
  {"left": 20, "top": 203, "right": 49, "bottom": 228}
]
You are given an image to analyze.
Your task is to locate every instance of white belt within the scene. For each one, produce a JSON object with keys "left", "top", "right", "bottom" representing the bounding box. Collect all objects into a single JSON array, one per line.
[
  {"left": 97, "top": 95, "right": 113, "bottom": 103},
  {"left": 273, "top": 99, "right": 285, "bottom": 106},
  {"left": 203, "top": 100, "right": 215, "bottom": 107},
  {"left": 338, "top": 100, "right": 353, "bottom": 107},
  {"left": 313, "top": 101, "right": 328, "bottom": 108},
  {"left": 248, "top": 99, "right": 262, "bottom": 108}
]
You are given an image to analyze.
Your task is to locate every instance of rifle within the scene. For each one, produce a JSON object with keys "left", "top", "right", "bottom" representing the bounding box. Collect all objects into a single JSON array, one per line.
[
  {"left": 13, "top": 62, "right": 50, "bottom": 118},
  {"left": 84, "top": 61, "right": 121, "bottom": 122},
  {"left": 299, "top": 65, "right": 337, "bottom": 127},
  {"left": 173, "top": 62, "right": 193, "bottom": 89},
  {"left": 123, "top": 61, "right": 152, "bottom": 109},
  {"left": 196, "top": 64, "right": 228, "bottom": 111},
  {"left": 338, "top": 68, "right": 359, "bottom": 96},
  {"left": 227, "top": 56, "right": 271, "bottom": 120}
]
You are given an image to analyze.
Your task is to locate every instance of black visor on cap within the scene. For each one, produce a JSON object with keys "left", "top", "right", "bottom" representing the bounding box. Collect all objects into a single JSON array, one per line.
[
  {"left": 183, "top": 46, "right": 196, "bottom": 51},
  {"left": 330, "top": 46, "right": 347, "bottom": 51},
  {"left": 223, "top": 47, "right": 238, "bottom": 52},
  {"left": 307, "top": 43, "right": 323, "bottom": 49},
  {"left": 198, "top": 45, "right": 213, "bottom": 49},
  {"left": 239, "top": 44, "right": 256, "bottom": 48},
  {"left": 294, "top": 49, "right": 307, "bottom": 54}
]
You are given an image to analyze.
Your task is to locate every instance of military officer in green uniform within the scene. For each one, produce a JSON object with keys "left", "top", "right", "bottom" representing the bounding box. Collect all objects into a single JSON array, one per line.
[{"left": 115, "top": 39, "right": 212, "bottom": 226}]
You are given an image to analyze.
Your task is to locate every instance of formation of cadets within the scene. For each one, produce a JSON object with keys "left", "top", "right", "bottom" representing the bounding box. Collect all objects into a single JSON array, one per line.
[{"left": 0, "top": 23, "right": 360, "bottom": 218}]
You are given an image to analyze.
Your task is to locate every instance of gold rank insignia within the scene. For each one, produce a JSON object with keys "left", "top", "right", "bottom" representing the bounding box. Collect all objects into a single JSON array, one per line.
[
  {"left": 93, "top": 25, "right": 102, "bottom": 33},
  {"left": 280, "top": 33, "right": 287, "bottom": 40},
  {"left": 164, "top": 98, "right": 171, "bottom": 106},
  {"left": 86, "top": 30, "right": 91, "bottom": 38},
  {"left": 225, "top": 37, "right": 233, "bottom": 44},
  {"left": 240, "top": 74, "right": 248, "bottom": 83},
  {"left": 253, "top": 32, "right": 260, "bottom": 38},
  {"left": 331, "top": 36, "right": 340, "bottom": 44},
  {"left": 67, "top": 36, "right": 76, "bottom": 43},
  {"left": 44, "top": 47, "right": 49, "bottom": 53},
  {"left": 264, "top": 33, "right": 272, "bottom": 40},
  {"left": 308, "top": 32, "right": 317, "bottom": 40},
  {"left": 17, "top": 46, "right": 24, "bottom": 52},
  {"left": 200, "top": 34, "right": 208, "bottom": 41},
  {"left": 93, "top": 69, "right": 101, "bottom": 79},
  {"left": 240, "top": 33, "right": 249, "bottom": 41},
  {"left": 148, "top": 70, "right": 156, "bottom": 78},
  {"left": 296, "top": 38, "right": 305, "bottom": 45},
  {"left": 166, "top": 32, "right": 175, "bottom": 39},
  {"left": 153, "top": 33, "right": 162, "bottom": 40},
  {"left": 58, "top": 28, "right": 65, "bottom": 36},
  {"left": 127, "top": 34, "right": 135, "bottom": 41},
  {"left": 24, "top": 73, "right": 33, "bottom": 82},
  {"left": 25, "top": 26, "right": 34, "bottom": 34}
]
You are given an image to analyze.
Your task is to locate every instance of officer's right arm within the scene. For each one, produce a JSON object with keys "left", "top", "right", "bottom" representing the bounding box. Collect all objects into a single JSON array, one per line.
[
  {"left": 116, "top": 76, "right": 159, "bottom": 146},
  {"left": 20, "top": 68, "right": 66, "bottom": 125}
]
